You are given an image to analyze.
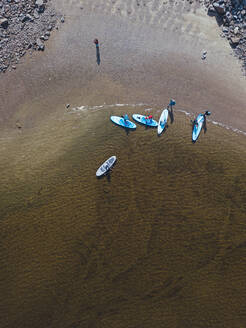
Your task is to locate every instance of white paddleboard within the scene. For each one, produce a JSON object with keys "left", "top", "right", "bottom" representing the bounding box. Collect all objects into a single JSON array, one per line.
[
  {"left": 192, "top": 114, "right": 204, "bottom": 142},
  {"left": 157, "top": 109, "right": 169, "bottom": 135},
  {"left": 96, "top": 156, "right": 117, "bottom": 177}
]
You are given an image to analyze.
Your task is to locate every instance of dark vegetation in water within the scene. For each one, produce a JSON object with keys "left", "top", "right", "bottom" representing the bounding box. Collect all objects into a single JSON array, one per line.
[{"left": 0, "top": 109, "right": 245, "bottom": 327}]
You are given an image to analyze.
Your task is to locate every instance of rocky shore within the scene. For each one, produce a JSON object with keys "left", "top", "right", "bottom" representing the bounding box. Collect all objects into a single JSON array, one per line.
[
  {"left": 204, "top": 0, "right": 246, "bottom": 72},
  {"left": 1, "top": 0, "right": 246, "bottom": 75},
  {"left": 0, "top": 0, "right": 62, "bottom": 73}
]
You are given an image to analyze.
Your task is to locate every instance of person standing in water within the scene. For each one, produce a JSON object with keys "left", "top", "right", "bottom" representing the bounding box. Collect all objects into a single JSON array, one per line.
[
  {"left": 168, "top": 99, "right": 175, "bottom": 123},
  {"left": 203, "top": 111, "right": 211, "bottom": 133}
]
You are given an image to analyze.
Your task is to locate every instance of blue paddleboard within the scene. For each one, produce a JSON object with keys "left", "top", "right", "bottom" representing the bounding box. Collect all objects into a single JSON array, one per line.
[
  {"left": 132, "top": 114, "right": 158, "bottom": 127},
  {"left": 111, "top": 116, "right": 136, "bottom": 129},
  {"left": 192, "top": 113, "right": 204, "bottom": 142}
]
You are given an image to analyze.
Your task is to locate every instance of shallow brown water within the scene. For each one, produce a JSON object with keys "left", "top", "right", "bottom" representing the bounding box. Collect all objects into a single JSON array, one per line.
[{"left": 0, "top": 105, "right": 246, "bottom": 328}]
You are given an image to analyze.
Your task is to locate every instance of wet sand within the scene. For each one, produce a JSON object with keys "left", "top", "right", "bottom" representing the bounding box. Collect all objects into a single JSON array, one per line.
[{"left": 0, "top": 1, "right": 246, "bottom": 328}]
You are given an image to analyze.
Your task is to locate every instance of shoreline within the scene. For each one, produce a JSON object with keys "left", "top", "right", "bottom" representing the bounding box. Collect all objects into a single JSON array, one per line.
[{"left": 0, "top": 1, "right": 245, "bottom": 137}]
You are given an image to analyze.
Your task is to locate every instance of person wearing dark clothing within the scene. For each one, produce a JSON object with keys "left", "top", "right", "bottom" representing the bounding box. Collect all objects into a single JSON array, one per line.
[{"left": 94, "top": 39, "right": 100, "bottom": 65}]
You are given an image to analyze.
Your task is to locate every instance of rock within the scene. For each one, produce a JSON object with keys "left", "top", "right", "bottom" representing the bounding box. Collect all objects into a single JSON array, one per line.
[
  {"left": 0, "top": 18, "right": 8, "bottom": 29},
  {"left": 21, "top": 14, "right": 33, "bottom": 23},
  {"left": 201, "top": 50, "right": 207, "bottom": 60},
  {"left": 208, "top": 4, "right": 217, "bottom": 15},
  {"left": 36, "top": 38, "right": 45, "bottom": 51},
  {"left": 230, "top": 36, "right": 241, "bottom": 45},
  {"left": 16, "top": 122, "right": 22, "bottom": 129},
  {"left": 225, "top": 11, "right": 233, "bottom": 22},
  {"left": 213, "top": 2, "right": 226, "bottom": 15},
  {"left": 33, "top": 9, "right": 40, "bottom": 19},
  {"left": 35, "top": 0, "right": 45, "bottom": 13}
]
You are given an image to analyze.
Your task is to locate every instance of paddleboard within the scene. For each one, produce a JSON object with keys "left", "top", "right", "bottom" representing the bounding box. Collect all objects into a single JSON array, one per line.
[
  {"left": 132, "top": 114, "right": 158, "bottom": 127},
  {"left": 157, "top": 109, "right": 169, "bottom": 135},
  {"left": 96, "top": 156, "right": 117, "bottom": 177},
  {"left": 192, "top": 114, "right": 204, "bottom": 142},
  {"left": 110, "top": 116, "right": 136, "bottom": 129}
]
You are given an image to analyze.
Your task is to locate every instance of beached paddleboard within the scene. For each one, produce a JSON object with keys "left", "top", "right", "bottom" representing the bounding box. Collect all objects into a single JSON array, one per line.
[
  {"left": 157, "top": 109, "right": 169, "bottom": 135},
  {"left": 192, "top": 114, "right": 204, "bottom": 142},
  {"left": 110, "top": 116, "right": 136, "bottom": 129},
  {"left": 132, "top": 114, "right": 158, "bottom": 127},
  {"left": 96, "top": 156, "right": 117, "bottom": 177}
]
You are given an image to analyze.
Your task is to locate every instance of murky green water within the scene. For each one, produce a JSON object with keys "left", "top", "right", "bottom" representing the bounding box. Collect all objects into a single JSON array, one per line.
[{"left": 0, "top": 106, "right": 246, "bottom": 328}]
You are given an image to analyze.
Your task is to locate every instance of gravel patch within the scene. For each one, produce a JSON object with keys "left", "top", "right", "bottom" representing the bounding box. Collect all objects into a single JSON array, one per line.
[
  {"left": 203, "top": 0, "right": 246, "bottom": 74},
  {"left": 0, "top": 0, "right": 62, "bottom": 73}
]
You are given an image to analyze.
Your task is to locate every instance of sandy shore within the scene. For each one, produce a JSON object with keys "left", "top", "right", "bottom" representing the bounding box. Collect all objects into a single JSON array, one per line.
[{"left": 0, "top": 0, "right": 245, "bottom": 135}]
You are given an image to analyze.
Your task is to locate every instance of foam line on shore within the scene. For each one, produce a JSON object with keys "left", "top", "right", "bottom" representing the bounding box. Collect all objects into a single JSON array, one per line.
[
  {"left": 177, "top": 109, "right": 246, "bottom": 136},
  {"left": 68, "top": 103, "right": 148, "bottom": 113},
  {"left": 209, "top": 120, "right": 246, "bottom": 136},
  {"left": 67, "top": 103, "right": 246, "bottom": 137}
]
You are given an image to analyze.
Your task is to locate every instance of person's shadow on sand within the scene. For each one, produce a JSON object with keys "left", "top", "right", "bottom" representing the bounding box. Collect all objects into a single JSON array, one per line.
[{"left": 94, "top": 39, "right": 100, "bottom": 65}]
